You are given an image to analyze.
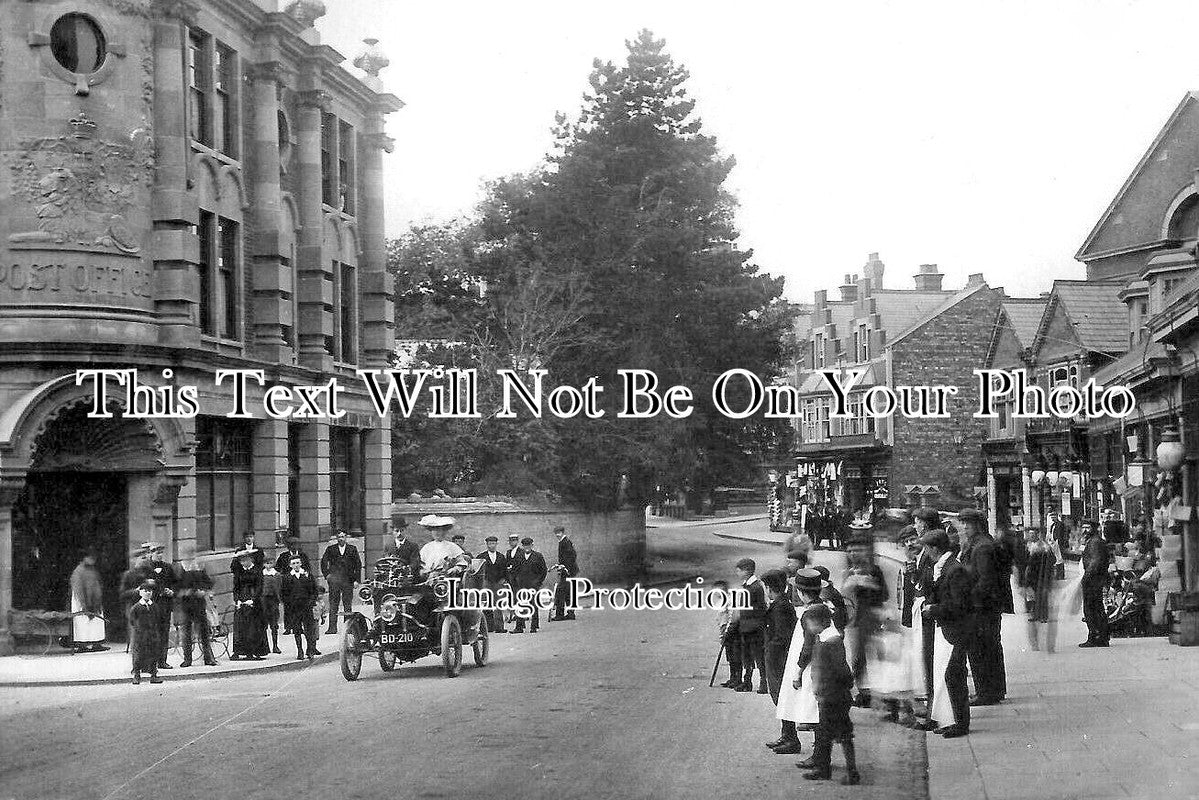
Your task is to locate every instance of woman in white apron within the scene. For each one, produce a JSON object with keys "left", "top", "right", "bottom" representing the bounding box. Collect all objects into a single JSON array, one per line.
[
  {"left": 777, "top": 570, "right": 830, "bottom": 729},
  {"left": 69, "top": 549, "right": 107, "bottom": 653}
]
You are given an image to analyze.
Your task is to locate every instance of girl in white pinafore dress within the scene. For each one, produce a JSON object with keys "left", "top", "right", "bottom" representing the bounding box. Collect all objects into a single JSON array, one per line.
[{"left": 777, "top": 571, "right": 832, "bottom": 730}]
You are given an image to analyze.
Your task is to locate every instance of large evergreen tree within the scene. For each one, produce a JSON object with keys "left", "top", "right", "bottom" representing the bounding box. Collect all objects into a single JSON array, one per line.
[{"left": 390, "top": 30, "right": 792, "bottom": 509}]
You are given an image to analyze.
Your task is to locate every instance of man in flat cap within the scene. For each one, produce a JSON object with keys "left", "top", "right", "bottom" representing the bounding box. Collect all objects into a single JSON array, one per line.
[
  {"left": 956, "top": 508, "right": 1005, "bottom": 706},
  {"left": 509, "top": 537, "right": 548, "bottom": 633},
  {"left": 919, "top": 529, "right": 973, "bottom": 738},
  {"left": 479, "top": 535, "right": 509, "bottom": 634}
]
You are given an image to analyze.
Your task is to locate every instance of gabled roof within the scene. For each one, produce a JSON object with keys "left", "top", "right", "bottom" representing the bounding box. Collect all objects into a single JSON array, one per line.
[
  {"left": 1031, "top": 280, "right": 1128, "bottom": 358},
  {"left": 984, "top": 298, "right": 1048, "bottom": 368},
  {"left": 887, "top": 283, "right": 992, "bottom": 348},
  {"left": 1002, "top": 299, "right": 1049, "bottom": 349},
  {"left": 1076, "top": 92, "right": 1199, "bottom": 261}
]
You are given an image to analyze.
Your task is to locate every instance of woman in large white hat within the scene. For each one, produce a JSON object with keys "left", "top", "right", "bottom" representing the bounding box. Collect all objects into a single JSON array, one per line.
[{"left": 417, "top": 515, "right": 464, "bottom": 572}]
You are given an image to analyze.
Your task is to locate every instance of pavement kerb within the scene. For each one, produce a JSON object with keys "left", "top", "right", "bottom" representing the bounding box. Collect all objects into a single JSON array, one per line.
[{"left": 0, "top": 650, "right": 339, "bottom": 688}]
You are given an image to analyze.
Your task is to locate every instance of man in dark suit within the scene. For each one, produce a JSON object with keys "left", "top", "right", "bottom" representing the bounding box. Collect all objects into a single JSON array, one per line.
[
  {"left": 383, "top": 528, "right": 421, "bottom": 569},
  {"left": 550, "top": 526, "right": 579, "bottom": 621},
  {"left": 509, "top": 537, "right": 548, "bottom": 633},
  {"left": 957, "top": 508, "right": 1005, "bottom": 706},
  {"left": 920, "top": 529, "right": 974, "bottom": 738},
  {"left": 320, "top": 531, "right": 361, "bottom": 634},
  {"left": 1079, "top": 519, "right": 1111, "bottom": 647},
  {"left": 478, "top": 535, "right": 508, "bottom": 634},
  {"left": 734, "top": 557, "right": 768, "bottom": 694}
]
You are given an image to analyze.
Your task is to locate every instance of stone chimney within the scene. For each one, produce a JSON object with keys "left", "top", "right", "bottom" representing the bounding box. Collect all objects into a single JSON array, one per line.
[
  {"left": 839, "top": 273, "right": 858, "bottom": 302},
  {"left": 966, "top": 272, "right": 985, "bottom": 288},
  {"left": 864, "top": 252, "right": 885, "bottom": 290},
  {"left": 913, "top": 264, "right": 944, "bottom": 291},
  {"left": 814, "top": 289, "right": 828, "bottom": 309}
]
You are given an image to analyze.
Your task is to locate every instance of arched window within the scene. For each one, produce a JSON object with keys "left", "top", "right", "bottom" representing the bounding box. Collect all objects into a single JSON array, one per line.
[{"left": 1167, "top": 194, "right": 1199, "bottom": 241}]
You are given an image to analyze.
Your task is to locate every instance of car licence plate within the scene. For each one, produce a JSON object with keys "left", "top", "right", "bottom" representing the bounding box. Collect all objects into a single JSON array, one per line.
[{"left": 381, "top": 632, "right": 415, "bottom": 645}]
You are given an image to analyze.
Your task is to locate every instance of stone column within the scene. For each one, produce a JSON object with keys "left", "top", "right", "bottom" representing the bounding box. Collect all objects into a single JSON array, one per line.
[
  {"left": 253, "top": 418, "right": 290, "bottom": 543},
  {"left": 151, "top": 0, "right": 201, "bottom": 347},
  {"left": 363, "top": 425, "right": 392, "bottom": 564},
  {"left": 296, "top": 421, "right": 330, "bottom": 553},
  {"left": 0, "top": 478, "right": 25, "bottom": 655},
  {"left": 295, "top": 89, "right": 334, "bottom": 373},
  {"left": 248, "top": 62, "right": 292, "bottom": 362},
  {"left": 359, "top": 123, "right": 396, "bottom": 368}
]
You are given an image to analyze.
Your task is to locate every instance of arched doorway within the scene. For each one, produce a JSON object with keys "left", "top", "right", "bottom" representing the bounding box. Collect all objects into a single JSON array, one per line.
[{"left": 11, "top": 402, "right": 164, "bottom": 641}]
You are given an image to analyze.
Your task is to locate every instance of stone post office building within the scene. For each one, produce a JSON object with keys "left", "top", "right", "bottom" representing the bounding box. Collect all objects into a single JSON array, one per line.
[{"left": 0, "top": 0, "right": 400, "bottom": 650}]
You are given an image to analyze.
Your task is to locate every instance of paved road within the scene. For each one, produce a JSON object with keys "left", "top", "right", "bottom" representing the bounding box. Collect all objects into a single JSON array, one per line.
[{"left": 0, "top": 520, "right": 926, "bottom": 800}]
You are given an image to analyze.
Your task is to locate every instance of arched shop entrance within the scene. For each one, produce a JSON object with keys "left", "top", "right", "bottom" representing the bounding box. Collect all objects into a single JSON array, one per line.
[{"left": 0, "top": 377, "right": 191, "bottom": 653}]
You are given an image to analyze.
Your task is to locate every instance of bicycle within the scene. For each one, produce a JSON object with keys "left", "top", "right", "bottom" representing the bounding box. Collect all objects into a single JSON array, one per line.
[{"left": 168, "top": 603, "right": 234, "bottom": 660}]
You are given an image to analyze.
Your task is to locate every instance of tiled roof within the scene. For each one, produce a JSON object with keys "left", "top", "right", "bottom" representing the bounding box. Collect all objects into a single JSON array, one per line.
[
  {"left": 887, "top": 284, "right": 991, "bottom": 347},
  {"left": 1001, "top": 299, "right": 1048, "bottom": 349},
  {"left": 872, "top": 290, "right": 956, "bottom": 338},
  {"left": 1050, "top": 281, "right": 1130, "bottom": 355}
]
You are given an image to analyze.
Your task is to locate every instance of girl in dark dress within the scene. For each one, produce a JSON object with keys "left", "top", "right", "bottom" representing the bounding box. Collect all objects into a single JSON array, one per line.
[
  {"left": 231, "top": 548, "right": 270, "bottom": 659},
  {"left": 1021, "top": 529, "right": 1059, "bottom": 654}
]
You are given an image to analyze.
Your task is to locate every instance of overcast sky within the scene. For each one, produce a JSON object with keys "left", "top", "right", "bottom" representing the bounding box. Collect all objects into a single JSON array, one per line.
[{"left": 319, "top": 0, "right": 1193, "bottom": 303}]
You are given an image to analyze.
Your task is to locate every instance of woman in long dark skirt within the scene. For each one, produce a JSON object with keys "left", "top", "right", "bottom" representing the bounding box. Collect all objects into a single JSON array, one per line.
[
  {"left": 231, "top": 548, "right": 270, "bottom": 660},
  {"left": 1020, "top": 528, "right": 1059, "bottom": 654}
]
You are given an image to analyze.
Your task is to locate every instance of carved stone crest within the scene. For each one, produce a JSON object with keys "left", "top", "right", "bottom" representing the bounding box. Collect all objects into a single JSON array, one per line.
[{"left": 6, "top": 112, "right": 153, "bottom": 255}]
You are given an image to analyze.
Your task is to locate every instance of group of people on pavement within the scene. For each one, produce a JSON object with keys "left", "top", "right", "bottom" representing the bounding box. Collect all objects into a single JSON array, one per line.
[
  {"left": 716, "top": 503, "right": 1134, "bottom": 785},
  {"left": 97, "top": 514, "right": 583, "bottom": 684}
]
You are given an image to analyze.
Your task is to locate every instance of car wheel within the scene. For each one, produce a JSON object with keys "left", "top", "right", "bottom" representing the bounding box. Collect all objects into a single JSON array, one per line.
[
  {"left": 379, "top": 650, "right": 397, "bottom": 672},
  {"left": 441, "top": 616, "right": 463, "bottom": 678},
  {"left": 340, "top": 624, "right": 363, "bottom": 681},
  {"left": 473, "top": 613, "right": 490, "bottom": 667}
]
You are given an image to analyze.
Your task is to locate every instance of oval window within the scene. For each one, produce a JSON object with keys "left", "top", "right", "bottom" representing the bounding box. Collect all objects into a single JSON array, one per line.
[{"left": 50, "top": 14, "right": 106, "bottom": 74}]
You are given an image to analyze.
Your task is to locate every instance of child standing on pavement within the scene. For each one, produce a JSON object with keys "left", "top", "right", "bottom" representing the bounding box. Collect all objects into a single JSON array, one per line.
[
  {"left": 129, "top": 580, "right": 164, "bottom": 685},
  {"left": 261, "top": 556, "right": 283, "bottom": 654},
  {"left": 797, "top": 603, "right": 860, "bottom": 785},
  {"left": 761, "top": 569, "right": 801, "bottom": 754},
  {"left": 713, "top": 580, "right": 743, "bottom": 688}
]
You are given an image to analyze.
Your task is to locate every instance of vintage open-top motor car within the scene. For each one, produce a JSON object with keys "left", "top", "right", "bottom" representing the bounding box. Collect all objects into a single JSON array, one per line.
[{"left": 340, "top": 554, "right": 490, "bottom": 680}]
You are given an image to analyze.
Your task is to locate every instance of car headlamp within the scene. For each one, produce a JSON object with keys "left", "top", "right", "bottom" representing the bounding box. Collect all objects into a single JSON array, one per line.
[{"left": 380, "top": 600, "right": 399, "bottom": 622}]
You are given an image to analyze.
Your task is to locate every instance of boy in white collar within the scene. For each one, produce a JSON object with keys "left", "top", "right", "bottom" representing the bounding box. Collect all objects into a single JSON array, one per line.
[{"left": 129, "top": 580, "right": 164, "bottom": 685}]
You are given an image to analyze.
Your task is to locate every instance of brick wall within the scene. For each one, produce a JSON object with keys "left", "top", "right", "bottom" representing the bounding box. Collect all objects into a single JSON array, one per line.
[{"left": 889, "top": 287, "right": 1003, "bottom": 511}]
